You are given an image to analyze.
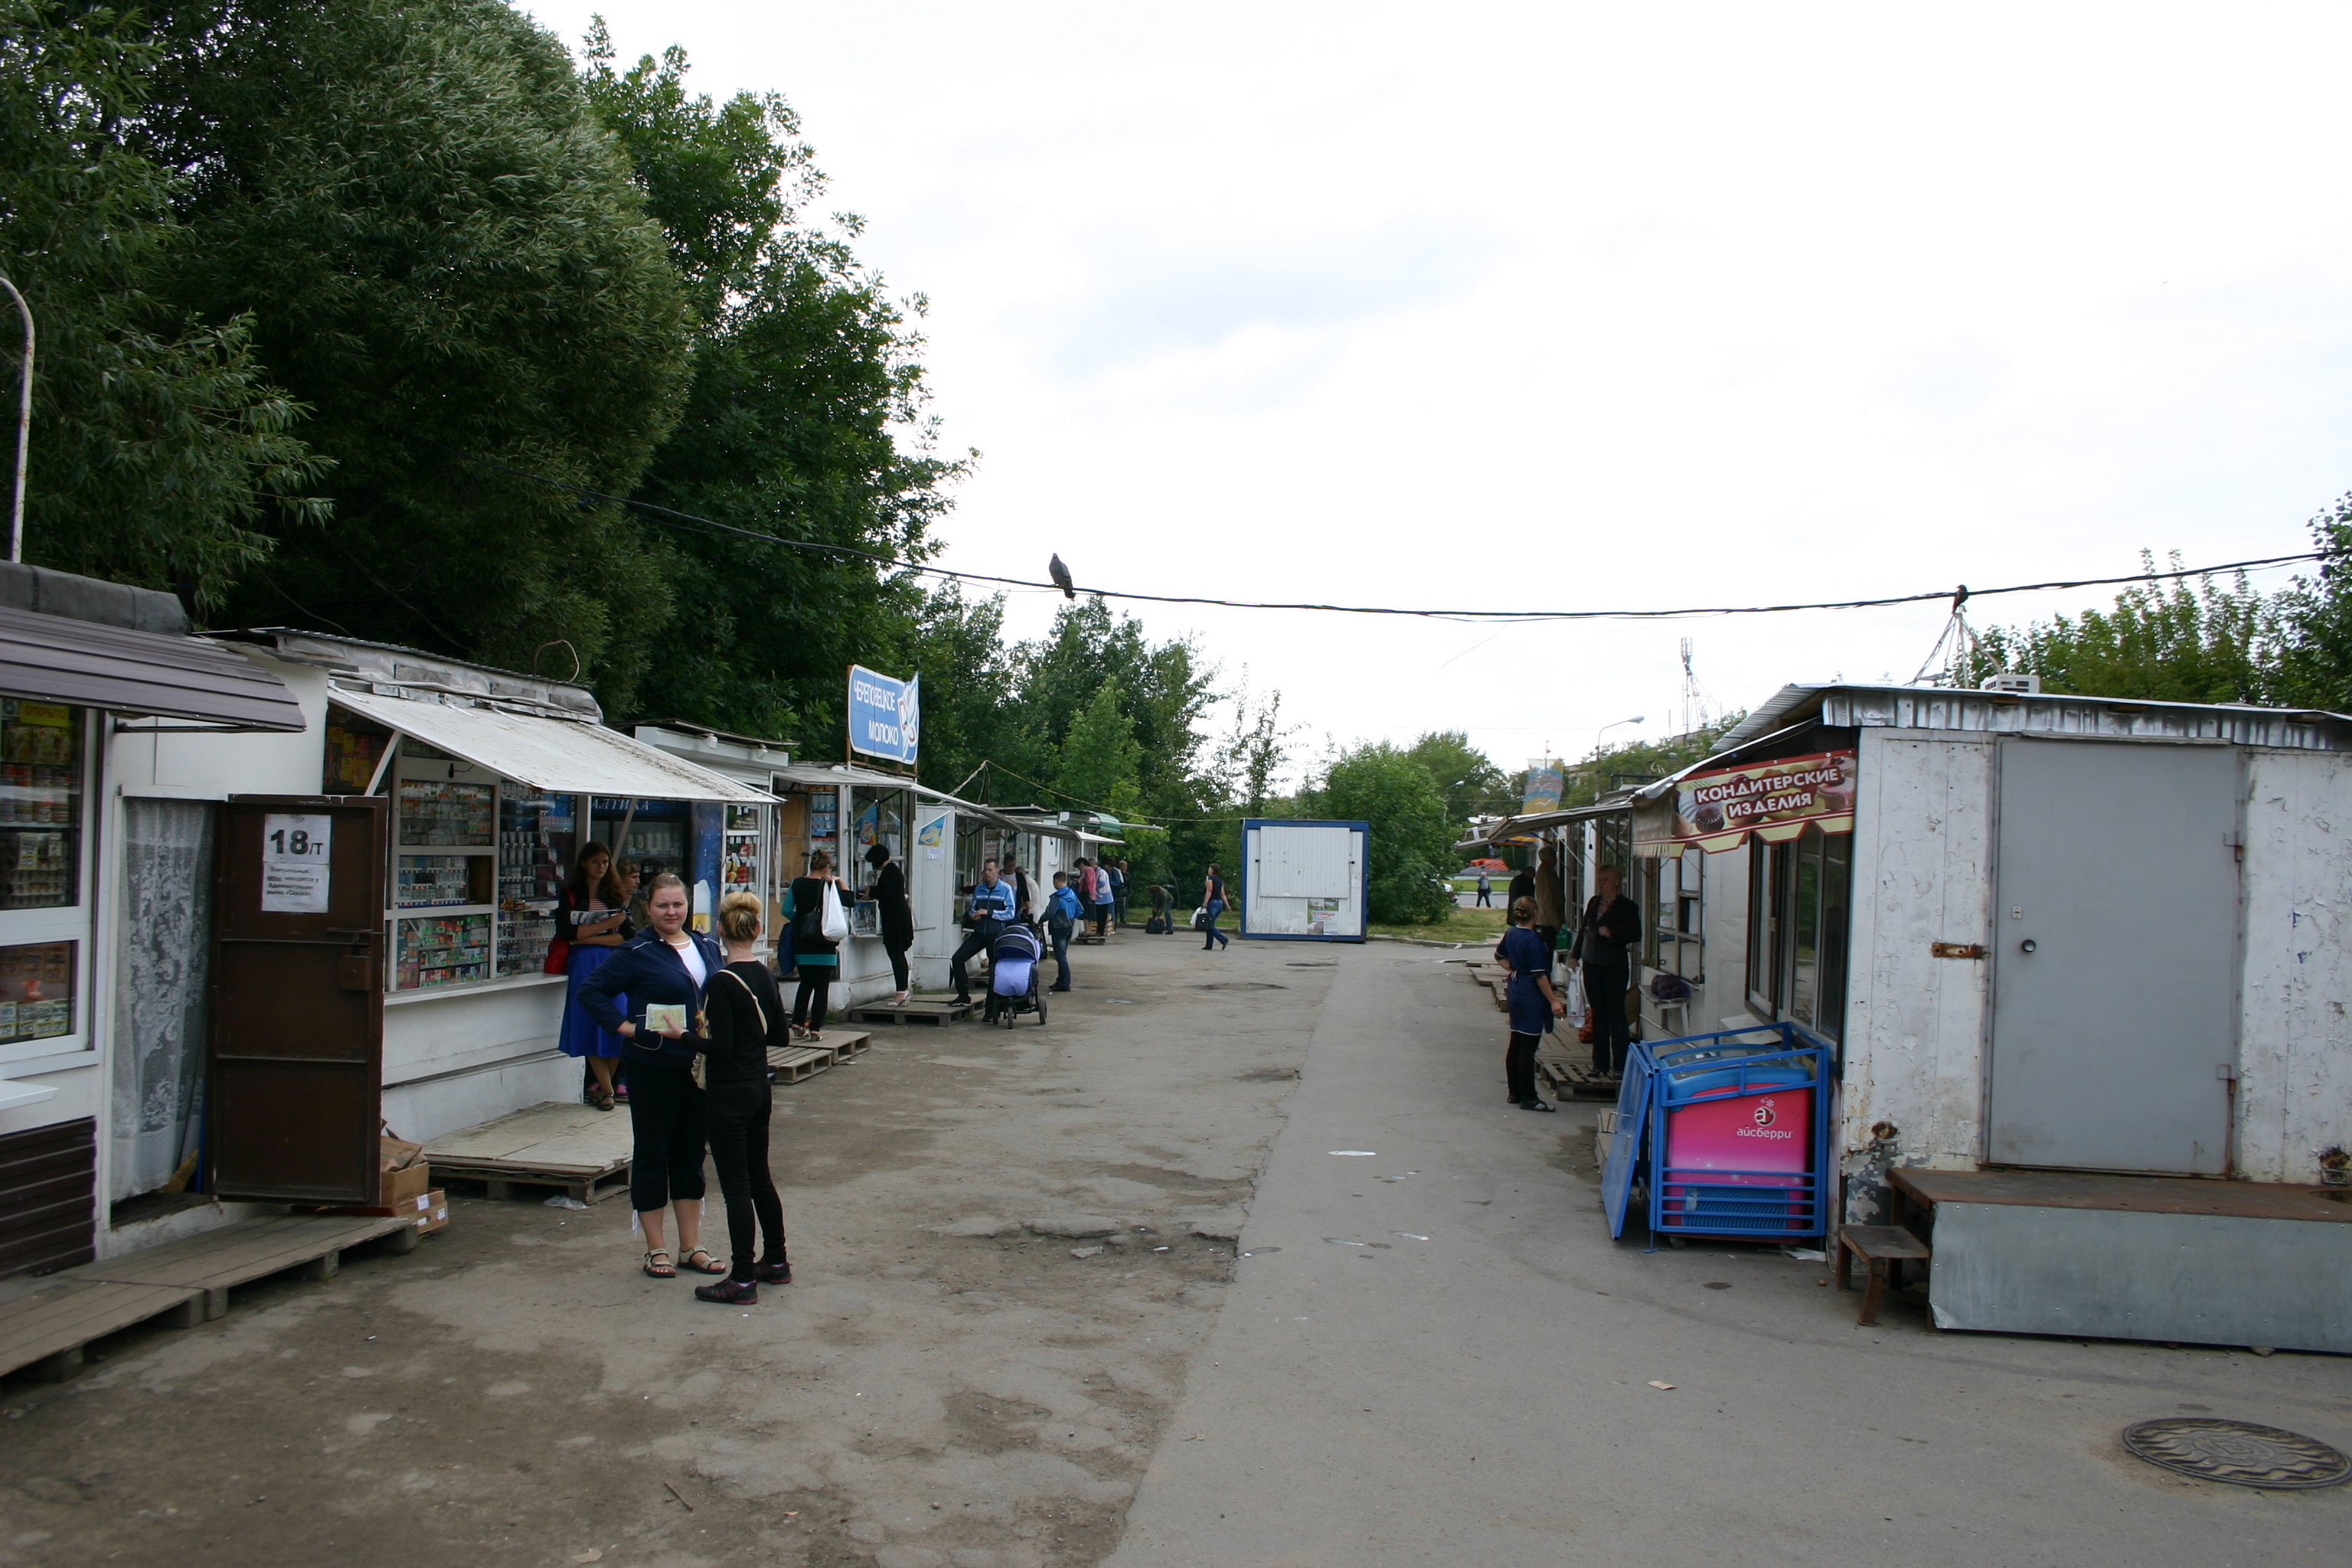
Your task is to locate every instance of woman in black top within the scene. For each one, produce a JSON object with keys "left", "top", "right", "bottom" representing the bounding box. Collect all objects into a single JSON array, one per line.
[
  {"left": 690, "top": 891, "right": 792, "bottom": 1304},
  {"left": 783, "top": 850, "right": 844, "bottom": 1039},
  {"left": 577, "top": 874, "right": 727, "bottom": 1279},
  {"left": 866, "top": 842, "right": 913, "bottom": 1006}
]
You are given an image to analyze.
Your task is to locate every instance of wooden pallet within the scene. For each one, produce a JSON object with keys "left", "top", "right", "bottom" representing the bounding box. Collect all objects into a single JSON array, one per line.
[
  {"left": 1537, "top": 1054, "right": 1622, "bottom": 1099},
  {"left": 848, "top": 997, "right": 973, "bottom": 1027},
  {"left": 766, "top": 1029, "right": 873, "bottom": 1083},
  {"left": 0, "top": 1212, "right": 415, "bottom": 1379},
  {"left": 0, "top": 1278, "right": 204, "bottom": 1381},
  {"left": 423, "top": 1099, "right": 633, "bottom": 1204}
]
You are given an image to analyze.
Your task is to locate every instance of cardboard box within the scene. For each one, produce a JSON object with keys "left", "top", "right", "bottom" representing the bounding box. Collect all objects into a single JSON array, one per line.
[
  {"left": 411, "top": 1189, "right": 449, "bottom": 1236},
  {"left": 305, "top": 1175, "right": 436, "bottom": 1220},
  {"left": 381, "top": 1160, "right": 432, "bottom": 1207}
]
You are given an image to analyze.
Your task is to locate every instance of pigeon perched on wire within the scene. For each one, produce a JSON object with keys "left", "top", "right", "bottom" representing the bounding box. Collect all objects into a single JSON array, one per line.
[{"left": 1048, "top": 554, "right": 1076, "bottom": 599}]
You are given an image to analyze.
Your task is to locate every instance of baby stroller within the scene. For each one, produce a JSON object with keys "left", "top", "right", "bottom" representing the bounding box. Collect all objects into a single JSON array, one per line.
[{"left": 985, "top": 920, "right": 1049, "bottom": 1027}]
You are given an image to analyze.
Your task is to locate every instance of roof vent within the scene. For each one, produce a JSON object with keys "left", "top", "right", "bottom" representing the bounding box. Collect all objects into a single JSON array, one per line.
[{"left": 1980, "top": 671, "right": 2040, "bottom": 694}]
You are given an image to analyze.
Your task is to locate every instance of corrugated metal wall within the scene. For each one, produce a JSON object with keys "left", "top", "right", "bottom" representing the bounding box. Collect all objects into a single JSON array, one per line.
[{"left": 0, "top": 1118, "right": 96, "bottom": 1279}]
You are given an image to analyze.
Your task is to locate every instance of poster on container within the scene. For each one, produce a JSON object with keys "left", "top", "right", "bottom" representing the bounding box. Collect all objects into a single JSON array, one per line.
[
  {"left": 1633, "top": 750, "right": 1857, "bottom": 858},
  {"left": 1521, "top": 760, "right": 1564, "bottom": 814},
  {"left": 848, "top": 665, "right": 920, "bottom": 766}
]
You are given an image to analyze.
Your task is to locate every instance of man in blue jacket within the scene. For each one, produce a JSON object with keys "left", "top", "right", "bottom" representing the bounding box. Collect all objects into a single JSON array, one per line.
[
  {"left": 1044, "top": 871, "right": 1083, "bottom": 991},
  {"left": 950, "top": 860, "right": 1018, "bottom": 1006}
]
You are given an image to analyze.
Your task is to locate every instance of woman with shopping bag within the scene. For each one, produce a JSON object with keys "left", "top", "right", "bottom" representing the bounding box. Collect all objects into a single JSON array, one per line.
[
  {"left": 1500, "top": 896, "right": 1566, "bottom": 1112},
  {"left": 782, "top": 850, "right": 851, "bottom": 1041}
]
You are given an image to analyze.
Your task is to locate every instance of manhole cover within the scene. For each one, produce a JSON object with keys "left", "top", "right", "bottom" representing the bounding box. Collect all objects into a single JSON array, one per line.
[
  {"left": 1202, "top": 982, "right": 1285, "bottom": 991},
  {"left": 2122, "top": 1418, "right": 2351, "bottom": 1489}
]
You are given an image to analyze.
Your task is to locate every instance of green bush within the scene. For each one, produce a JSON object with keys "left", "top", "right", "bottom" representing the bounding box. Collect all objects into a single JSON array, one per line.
[{"left": 1310, "top": 743, "right": 1456, "bottom": 924}]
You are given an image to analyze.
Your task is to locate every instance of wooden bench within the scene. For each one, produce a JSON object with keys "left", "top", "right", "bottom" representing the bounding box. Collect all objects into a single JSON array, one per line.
[{"left": 1837, "top": 1223, "right": 1932, "bottom": 1325}]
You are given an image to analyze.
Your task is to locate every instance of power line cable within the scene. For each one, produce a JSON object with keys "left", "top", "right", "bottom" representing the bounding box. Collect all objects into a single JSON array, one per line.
[{"left": 407, "top": 431, "right": 2323, "bottom": 623}]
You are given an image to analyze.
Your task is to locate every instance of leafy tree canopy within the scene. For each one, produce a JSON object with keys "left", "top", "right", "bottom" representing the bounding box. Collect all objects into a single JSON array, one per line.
[
  {"left": 1404, "top": 730, "right": 1514, "bottom": 823},
  {"left": 2, "top": 0, "right": 330, "bottom": 605},
  {"left": 1305, "top": 740, "right": 1455, "bottom": 924}
]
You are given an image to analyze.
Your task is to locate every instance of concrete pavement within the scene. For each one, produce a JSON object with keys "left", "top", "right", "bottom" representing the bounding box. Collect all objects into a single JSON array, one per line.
[{"left": 1107, "top": 941, "right": 2352, "bottom": 1567}]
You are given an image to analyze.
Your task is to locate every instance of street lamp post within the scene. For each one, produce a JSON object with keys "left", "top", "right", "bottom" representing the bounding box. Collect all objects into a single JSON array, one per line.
[
  {"left": 0, "top": 276, "right": 30, "bottom": 564},
  {"left": 1594, "top": 715, "right": 1646, "bottom": 753}
]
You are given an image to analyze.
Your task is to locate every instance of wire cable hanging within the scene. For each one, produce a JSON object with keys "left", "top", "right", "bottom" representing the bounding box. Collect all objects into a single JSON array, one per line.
[{"left": 407, "top": 431, "right": 2322, "bottom": 625}]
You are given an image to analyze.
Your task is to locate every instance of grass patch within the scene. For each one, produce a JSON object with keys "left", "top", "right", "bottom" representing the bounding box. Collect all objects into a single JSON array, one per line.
[{"left": 1369, "top": 906, "right": 1511, "bottom": 944}]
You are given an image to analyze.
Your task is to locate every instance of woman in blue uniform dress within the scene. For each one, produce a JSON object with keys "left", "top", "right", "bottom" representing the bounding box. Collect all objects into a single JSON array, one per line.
[{"left": 1499, "top": 896, "right": 1566, "bottom": 1112}]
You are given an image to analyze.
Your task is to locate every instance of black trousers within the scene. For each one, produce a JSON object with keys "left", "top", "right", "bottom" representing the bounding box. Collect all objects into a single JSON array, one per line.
[
  {"left": 625, "top": 1054, "right": 707, "bottom": 1213},
  {"left": 951, "top": 922, "right": 1004, "bottom": 998},
  {"left": 885, "top": 942, "right": 910, "bottom": 991},
  {"left": 704, "top": 1080, "right": 786, "bottom": 1281},
  {"left": 1586, "top": 967, "right": 1632, "bottom": 1076},
  {"left": 793, "top": 972, "right": 831, "bottom": 1031},
  {"left": 1507, "top": 1031, "right": 1542, "bottom": 1103}
]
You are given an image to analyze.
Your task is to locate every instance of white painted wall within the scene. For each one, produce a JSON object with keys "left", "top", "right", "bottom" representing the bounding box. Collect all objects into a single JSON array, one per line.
[
  {"left": 1840, "top": 732, "right": 1997, "bottom": 1180},
  {"left": 2235, "top": 750, "right": 2352, "bottom": 1184}
]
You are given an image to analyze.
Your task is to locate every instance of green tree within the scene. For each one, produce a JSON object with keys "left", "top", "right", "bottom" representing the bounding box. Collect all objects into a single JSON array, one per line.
[
  {"left": 1307, "top": 741, "right": 1455, "bottom": 924},
  {"left": 1404, "top": 730, "right": 1512, "bottom": 823},
  {"left": 577, "top": 28, "right": 965, "bottom": 739},
  {"left": 1560, "top": 719, "right": 1746, "bottom": 810},
  {"left": 139, "top": 0, "right": 690, "bottom": 701},
  {"left": 1055, "top": 680, "right": 1146, "bottom": 820},
  {"left": 2, "top": 0, "right": 329, "bottom": 605},
  {"left": 1955, "top": 553, "right": 2275, "bottom": 704},
  {"left": 2272, "top": 500, "right": 2352, "bottom": 712}
]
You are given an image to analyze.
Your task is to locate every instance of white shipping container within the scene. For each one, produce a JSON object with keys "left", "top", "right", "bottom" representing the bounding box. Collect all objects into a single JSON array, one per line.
[{"left": 1240, "top": 818, "right": 1367, "bottom": 941}]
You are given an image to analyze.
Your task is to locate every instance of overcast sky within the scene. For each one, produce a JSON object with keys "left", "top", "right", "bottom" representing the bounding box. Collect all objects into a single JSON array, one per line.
[{"left": 529, "top": 2, "right": 2350, "bottom": 779}]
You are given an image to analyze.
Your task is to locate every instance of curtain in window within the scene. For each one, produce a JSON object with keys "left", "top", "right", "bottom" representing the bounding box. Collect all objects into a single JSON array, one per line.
[{"left": 109, "top": 799, "right": 216, "bottom": 1200}]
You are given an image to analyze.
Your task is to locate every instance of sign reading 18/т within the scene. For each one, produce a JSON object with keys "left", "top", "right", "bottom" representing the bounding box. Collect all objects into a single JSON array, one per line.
[{"left": 260, "top": 812, "right": 334, "bottom": 913}]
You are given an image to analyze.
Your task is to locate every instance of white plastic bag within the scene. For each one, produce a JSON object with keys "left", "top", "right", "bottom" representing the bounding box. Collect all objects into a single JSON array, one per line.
[
  {"left": 1563, "top": 967, "right": 1589, "bottom": 1030},
  {"left": 820, "top": 880, "right": 851, "bottom": 942}
]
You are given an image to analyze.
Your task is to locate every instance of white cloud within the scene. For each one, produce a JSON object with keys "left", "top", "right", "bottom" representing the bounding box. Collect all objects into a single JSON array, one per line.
[{"left": 527, "top": 1, "right": 2352, "bottom": 769}]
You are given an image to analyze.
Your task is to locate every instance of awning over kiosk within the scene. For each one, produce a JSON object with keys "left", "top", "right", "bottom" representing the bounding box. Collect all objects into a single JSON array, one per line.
[
  {"left": 0, "top": 605, "right": 306, "bottom": 730},
  {"left": 328, "top": 685, "right": 771, "bottom": 803}
]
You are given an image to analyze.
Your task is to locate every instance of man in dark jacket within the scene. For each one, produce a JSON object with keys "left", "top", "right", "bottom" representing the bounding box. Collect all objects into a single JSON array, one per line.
[{"left": 1570, "top": 864, "right": 1639, "bottom": 1077}]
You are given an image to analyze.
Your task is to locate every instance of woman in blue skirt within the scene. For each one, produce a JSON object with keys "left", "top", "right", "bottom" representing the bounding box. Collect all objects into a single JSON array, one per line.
[
  {"left": 557, "top": 841, "right": 632, "bottom": 1109},
  {"left": 1500, "top": 896, "right": 1565, "bottom": 1112}
]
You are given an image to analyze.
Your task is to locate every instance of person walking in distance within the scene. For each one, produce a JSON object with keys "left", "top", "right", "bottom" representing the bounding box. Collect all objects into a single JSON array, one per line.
[
  {"left": 1044, "top": 871, "right": 1082, "bottom": 991},
  {"left": 949, "top": 859, "right": 1017, "bottom": 1005},
  {"left": 1475, "top": 867, "right": 1493, "bottom": 908},
  {"left": 1200, "top": 864, "right": 1231, "bottom": 951},
  {"left": 577, "top": 874, "right": 727, "bottom": 1279},
  {"left": 865, "top": 841, "right": 913, "bottom": 1007},
  {"left": 782, "top": 850, "right": 845, "bottom": 1040},
  {"left": 1501, "top": 897, "right": 1565, "bottom": 1112},
  {"left": 1109, "top": 859, "right": 1129, "bottom": 929},
  {"left": 1570, "top": 864, "right": 1640, "bottom": 1076},
  {"left": 690, "top": 891, "right": 792, "bottom": 1304}
]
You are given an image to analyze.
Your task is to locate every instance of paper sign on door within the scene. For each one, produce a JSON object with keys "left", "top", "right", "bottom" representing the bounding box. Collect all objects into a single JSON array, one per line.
[{"left": 261, "top": 812, "right": 334, "bottom": 913}]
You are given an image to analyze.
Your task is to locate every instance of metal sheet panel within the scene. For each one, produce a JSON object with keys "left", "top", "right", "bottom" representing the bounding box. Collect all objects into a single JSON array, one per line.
[
  {"left": 0, "top": 606, "right": 305, "bottom": 730},
  {"left": 330, "top": 687, "right": 769, "bottom": 804},
  {"left": 1240, "top": 821, "right": 1365, "bottom": 939},
  {"left": 1929, "top": 1201, "right": 2352, "bottom": 1352},
  {"left": 1988, "top": 739, "right": 2238, "bottom": 1174}
]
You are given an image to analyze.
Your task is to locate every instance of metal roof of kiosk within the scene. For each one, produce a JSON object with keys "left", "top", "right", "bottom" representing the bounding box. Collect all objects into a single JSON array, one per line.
[
  {"left": 1453, "top": 795, "right": 1636, "bottom": 856},
  {"left": 765, "top": 762, "right": 1079, "bottom": 842},
  {"left": 328, "top": 685, "right": 771, "bottom": 803},
  {"left": 0, "top": 564, "right": 305, "bottom": 731}
]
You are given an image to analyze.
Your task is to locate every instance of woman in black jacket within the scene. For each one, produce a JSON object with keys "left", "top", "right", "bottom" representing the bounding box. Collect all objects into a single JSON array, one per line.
[
  {"left": 690, "top": 891, "right": 792, "bottom": 1304},
  {"left": 782, "top": 850, "right": 844, "bottom": 1039},
  {"left": 866, "top": 841, "right": 913, "bottom": 1007},
  {"left": 577, "top": 874, "right": 728, "bottom": 1279}
]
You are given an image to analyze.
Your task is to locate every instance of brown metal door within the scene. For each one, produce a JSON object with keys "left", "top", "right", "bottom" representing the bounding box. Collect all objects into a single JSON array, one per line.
[{"left": 208, "top": 795, "right": 387, "bottom": 1203}]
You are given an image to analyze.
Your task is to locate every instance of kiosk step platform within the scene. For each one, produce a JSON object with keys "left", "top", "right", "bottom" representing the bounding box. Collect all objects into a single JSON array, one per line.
[{"left": 848, "top": 996, "right": 975, "bottom": 1027}]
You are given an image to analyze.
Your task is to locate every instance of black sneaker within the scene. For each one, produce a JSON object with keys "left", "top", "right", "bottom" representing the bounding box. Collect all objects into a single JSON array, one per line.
[
  {"left": 1517, "top": 1099, "right": 1557, "bottom": 1113},
  {"left": 755, "top": 1259, "right": 792, "bottom": 1285},
  {"left": 694, "top": 1277, "right": 759, "bottom": 1305}
]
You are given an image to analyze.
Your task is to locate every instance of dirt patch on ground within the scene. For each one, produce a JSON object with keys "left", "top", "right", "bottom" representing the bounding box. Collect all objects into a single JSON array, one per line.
[{"left": 0, "top": 939, "right": 1329, "bottom": 1568}]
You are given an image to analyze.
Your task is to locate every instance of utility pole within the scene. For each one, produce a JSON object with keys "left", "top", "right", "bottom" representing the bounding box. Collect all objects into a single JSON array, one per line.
[{"left": 0, "top": 276, "right": 31, "bottom": 564}]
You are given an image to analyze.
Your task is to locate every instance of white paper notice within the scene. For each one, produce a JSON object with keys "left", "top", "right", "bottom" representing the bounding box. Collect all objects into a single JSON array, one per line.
[{"left": 261, "top": 812, "right": 334, "bottom": 913}]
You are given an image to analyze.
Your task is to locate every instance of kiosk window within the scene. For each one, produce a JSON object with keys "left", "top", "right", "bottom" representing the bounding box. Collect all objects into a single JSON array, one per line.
[
  {"left": 1, "top": 701, "right": 81, "bottom": 910},
  {"left": 1747, "top": 827, "right": 1851, "bottom": 1041},
  {"left": 0, "top": 939, "right": 75, "bottom": 1043}
]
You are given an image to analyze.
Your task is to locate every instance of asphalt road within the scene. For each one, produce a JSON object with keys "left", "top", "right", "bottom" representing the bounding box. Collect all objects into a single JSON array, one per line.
[
  {"left": 3, "top": 936, "right": 2345, "bottom": 1567},
  {"left": 1106, "top": 943, "right": 2352, "bottom": 1568}
]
